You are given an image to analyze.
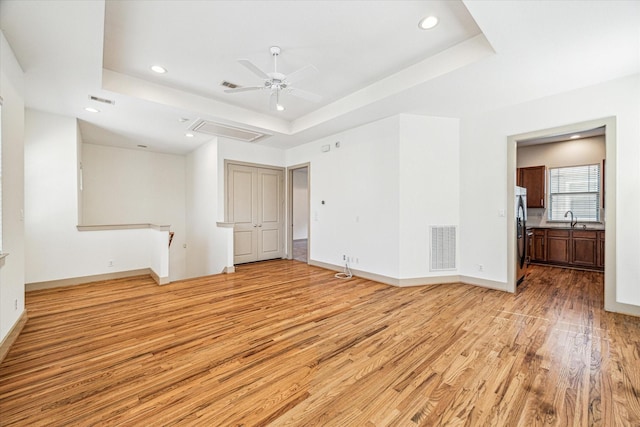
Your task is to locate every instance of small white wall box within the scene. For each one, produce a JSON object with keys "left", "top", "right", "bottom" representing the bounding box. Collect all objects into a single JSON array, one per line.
[{"left": 321, "top": 144, "right": 330, "bottom": 152}]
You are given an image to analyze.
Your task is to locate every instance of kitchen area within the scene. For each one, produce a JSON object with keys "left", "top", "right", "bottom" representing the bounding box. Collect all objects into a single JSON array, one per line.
[{"left": 516, "top": 126, "right": 606, "bottom": 283}]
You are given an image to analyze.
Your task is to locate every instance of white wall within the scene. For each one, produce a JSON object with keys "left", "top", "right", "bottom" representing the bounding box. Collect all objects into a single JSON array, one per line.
[
  {"left": 398, "top": 115, "right": 460, "bottom": 279},
  {"left": 285, "top": 114, "right": 462, "bottom": 281},
  {"left": 185, "top": 139, "right": 230, "bottom": 277},
  {"left": 0, "top": 31, "right": 25, "bottom": 342},
  {"left": 81, "top": 143, "right": 187, "bottom": 280},
  {"left": 517, "top": 136, "right": 605, "bottom": 168},
  {"left": 287, "top": 116, "right": 402, "bottom": 277},
  {"left": 292, "top": 168, "right": 308, "bottom": 240},
  {"left": 460, "top": 74, "right": 640, "bottom": 309},
  {"left": 24, "top": 110, "right": 168, "bottom": 283}
]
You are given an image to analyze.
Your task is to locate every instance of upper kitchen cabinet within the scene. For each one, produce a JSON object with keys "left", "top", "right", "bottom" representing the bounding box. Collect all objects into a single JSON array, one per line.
[{"left": 518, "top": 166, "right": 546, "bottom": 208}]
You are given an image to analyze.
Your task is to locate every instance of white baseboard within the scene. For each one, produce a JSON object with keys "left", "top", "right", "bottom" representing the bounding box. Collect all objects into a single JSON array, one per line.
[
  {"left": 459, "top": 275, "right": 509, "bottom": 292},
  {"left": 0, "top": 310, "right": 27, "bottom": 364},
  {"left": 26, "top": 269, "right": 154, "bottom": 291},
  {"left": 150, "top": 269, "right": 170, "bottom": 286},
  {"left": 309, "top": 259, "right": 508, "bottom": 291}
]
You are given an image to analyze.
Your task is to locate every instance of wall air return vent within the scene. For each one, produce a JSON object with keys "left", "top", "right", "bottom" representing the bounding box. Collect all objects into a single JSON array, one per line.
[
  {"left": 430, "top": 226, "right": 457, "bottom": 271},
  {"left": 190, "top": 119, "right": 270, "bottom": 143}
]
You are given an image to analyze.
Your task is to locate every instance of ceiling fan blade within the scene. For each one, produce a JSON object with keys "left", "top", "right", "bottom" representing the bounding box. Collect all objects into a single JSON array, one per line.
[
  {"left": 285, "top": 65, "right": 318, "bottom": 84},
  {"left": 287, "top": 87, "right": 322, "bottom": 103},
  {"left": 224, "top": 86, "right": 263, "bottom": 93},
  {"left": 238, "top": 59, "right": 270, "bottom": 80}
]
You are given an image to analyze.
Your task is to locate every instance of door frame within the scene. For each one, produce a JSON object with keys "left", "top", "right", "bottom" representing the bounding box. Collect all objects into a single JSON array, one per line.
[
  {"left": 287, "top": 163, "right": 310, "bottom": 263},
  {"left": 507, "top": 116, "right": 626, "bottom": 313}
]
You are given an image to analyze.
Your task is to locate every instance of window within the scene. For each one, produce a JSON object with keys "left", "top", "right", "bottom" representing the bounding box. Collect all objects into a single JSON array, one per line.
[{"left": 548, "top": 164, "right": 600, "bottom": 222}]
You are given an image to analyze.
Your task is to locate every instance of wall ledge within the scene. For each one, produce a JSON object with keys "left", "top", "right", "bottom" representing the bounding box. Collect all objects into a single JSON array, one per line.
[
  {"left": 0, "top": 310, "right": 27, "bottom": 365},
  {"left": 76, "top": 223, "right": 170, "bottom": 232},
  {"left": 216, "top": 222, "right": 234, "bottom": 228},
  {"left": 0, "top": 252, "right": 9, "bottom": 261}
]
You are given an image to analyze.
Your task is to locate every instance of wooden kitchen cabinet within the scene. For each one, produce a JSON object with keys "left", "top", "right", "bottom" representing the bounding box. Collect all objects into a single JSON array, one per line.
[
  {"left": 528, "top": 228, "right": 604, "bottom": 271},
  {"left": 570, "top": 230, "right": 598, "bottom": 268},
  {"left": 597, "top": 231, "right": 605, "bottom": 268},
  {"left": 518, "top": 166, "right": 546, "bottom": 208},
  {"left": 546, "top": 229, "right": 570, "bottom": 264},
  {"left": 531, "top": 229, "right": 546, "bottom": 262}
]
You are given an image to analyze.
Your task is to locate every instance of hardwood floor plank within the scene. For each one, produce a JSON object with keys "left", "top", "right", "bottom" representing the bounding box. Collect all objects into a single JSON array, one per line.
[{"left": 1, "top": 261, "right": 639, "bottom": 426}]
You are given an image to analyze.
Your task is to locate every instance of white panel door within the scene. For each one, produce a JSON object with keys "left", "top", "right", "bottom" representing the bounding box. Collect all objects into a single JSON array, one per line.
[
  {"left": 228, "top": 163, "right": 284, "bottom": 264},
  {"left": 228, "top": 164, "right": 258, "bottom": 264},
  {"left": 257, "top": 168, "right": 284, "bottom": 261}
]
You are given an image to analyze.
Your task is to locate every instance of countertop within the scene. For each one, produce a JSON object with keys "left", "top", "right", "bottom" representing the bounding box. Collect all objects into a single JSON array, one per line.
[{"left": 527, "top": 224, "right": 605, "bottom": 231}]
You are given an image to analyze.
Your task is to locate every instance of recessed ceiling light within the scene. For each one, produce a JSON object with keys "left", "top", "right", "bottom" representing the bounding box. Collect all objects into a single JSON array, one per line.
[
  {"left": 276, "top": 104, "right": 285, "bottom": 112},
  {"left": 151, "top": 65, "right": 167, "bottom": 74},
  {"left": 137, "top": 144, "right": 148, "bottom": 149},
  {"left": 570, "top": 134, "right": 581, "bottom": 139},
  {"left": 84, "top": 107, "right": 100, "bottom": 113},
  {"left": 185, "top": 133, "right": 194, "bottom": 138},
  {"left": 418, "top": 16, "right": 439, "bottom": 30}
]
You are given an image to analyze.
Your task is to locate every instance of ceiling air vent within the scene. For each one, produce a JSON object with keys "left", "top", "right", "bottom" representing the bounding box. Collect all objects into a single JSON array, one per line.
[
  {"left": 221, "top": 81, "right": 240, "bottom": 89},
  {"left": 190, "top": 119, "right": 269, "bottom": 143},
  {"left": 88, "top": 95, "right": 115, "bottom": 105}
]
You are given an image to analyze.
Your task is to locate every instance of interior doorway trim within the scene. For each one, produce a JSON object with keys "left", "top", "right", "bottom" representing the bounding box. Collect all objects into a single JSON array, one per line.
[
  {"left": 506, "top": 116, "right": 636, "bottom": 316},
  {"left": 287, "top": 163, "right": 310, "bottom": 263}
]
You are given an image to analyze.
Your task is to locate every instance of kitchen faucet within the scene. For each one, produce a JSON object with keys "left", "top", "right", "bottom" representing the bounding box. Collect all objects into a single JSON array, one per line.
[{"left": 564, "top": 210, "right": 577, "bottom": 228}]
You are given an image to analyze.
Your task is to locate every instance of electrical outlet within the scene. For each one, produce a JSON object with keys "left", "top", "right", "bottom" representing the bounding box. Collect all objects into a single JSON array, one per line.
[
  {"left": 343, "top": 254, "right": 346, "bottom": 261},
  {"left": 355, "top": 258, "right": 359, "bottom": 264},
  {"left": 14, "top": 299, "right": 18, "bottom": 310},
  {"left": 478, "top": 264, "right": 484, "bottom": 272},
  {"left": 108, "top": 260, "right": 114, "bottom": 268}
]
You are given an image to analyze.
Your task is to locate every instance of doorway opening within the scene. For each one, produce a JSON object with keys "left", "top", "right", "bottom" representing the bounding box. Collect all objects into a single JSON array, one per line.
[
  {"left": 288, "top": 164, "right": 310, "bottom": 263},
  {"left": 506, "top": 117, "right": 616, "bottom": 311}
]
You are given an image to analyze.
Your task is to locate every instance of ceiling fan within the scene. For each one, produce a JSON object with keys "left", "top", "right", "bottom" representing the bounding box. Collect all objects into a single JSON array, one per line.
[{"left": 224, "top": 46, "right": 321, "bottom": 111}]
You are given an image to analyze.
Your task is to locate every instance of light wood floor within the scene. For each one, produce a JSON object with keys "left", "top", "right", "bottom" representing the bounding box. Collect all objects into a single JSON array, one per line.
[
  {"left": 1, "top": 261, "right": 639, "bottom": 426},
  {"left": 293, "top": 239, "right": 308, "bottom": 262}
]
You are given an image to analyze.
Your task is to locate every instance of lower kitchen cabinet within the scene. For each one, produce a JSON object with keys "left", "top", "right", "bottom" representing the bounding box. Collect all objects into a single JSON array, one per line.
[
  {"left": 547, "top": 230, "right": 570, "bottom": 264},
  {"left": 571, "top": 230, "right": 598, "bottom": 268},
  {"left": 531, "top": 229, "right": 546, "bottom": 262},
  {"left": 597, "top": 231, "right": 606, "bottom": 268},
  {"left": 529, "top": 228, "right": 604, "bottom": 271}
]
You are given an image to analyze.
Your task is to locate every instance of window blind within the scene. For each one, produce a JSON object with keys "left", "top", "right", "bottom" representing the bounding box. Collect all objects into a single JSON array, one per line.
[{"left": 548, "top": 164, "right": 600, "bottom": 222}]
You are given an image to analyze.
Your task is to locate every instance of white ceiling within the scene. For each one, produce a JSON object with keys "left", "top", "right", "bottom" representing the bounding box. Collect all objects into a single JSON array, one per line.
[{"left": 1, "top": 1, "right": 638, "bottom": 154}]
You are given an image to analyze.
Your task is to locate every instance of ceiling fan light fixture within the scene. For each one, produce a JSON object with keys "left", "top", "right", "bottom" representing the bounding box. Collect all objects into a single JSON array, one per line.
[
  {"left": 419, "top": 15, "right": 439, "bottom": 30},
  {"left": 226, "top": 46, "right": 321, "bottom": 111}
]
